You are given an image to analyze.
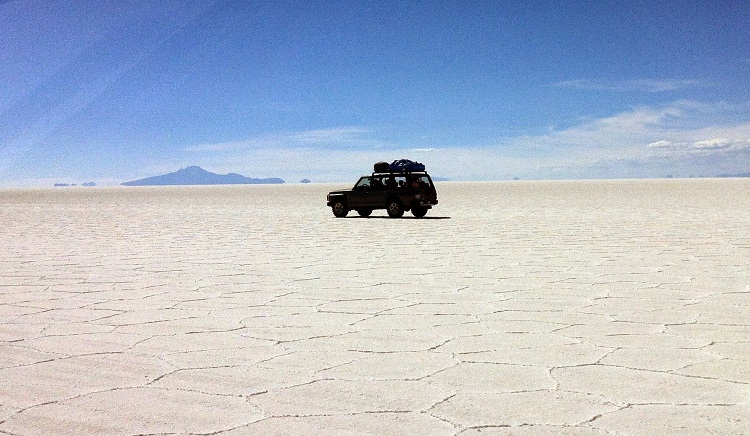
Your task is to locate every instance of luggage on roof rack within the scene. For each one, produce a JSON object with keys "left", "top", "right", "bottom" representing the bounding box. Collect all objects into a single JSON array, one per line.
[
  {"left": 373, "top": 161, "right": 390, "bottom": 172},
  {"left": 388, "top": 159, "right": 425, "bottom": 172}
]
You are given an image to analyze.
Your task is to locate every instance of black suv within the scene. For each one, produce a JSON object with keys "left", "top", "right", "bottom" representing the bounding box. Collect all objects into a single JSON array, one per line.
[{"left": 327, "top": 168, "right": 438, "bottom": 218}]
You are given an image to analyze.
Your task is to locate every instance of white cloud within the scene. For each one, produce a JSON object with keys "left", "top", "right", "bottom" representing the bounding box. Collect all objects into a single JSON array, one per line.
[
  {"left": 693, "top": 138, "right": 731, "bottom": 149},
  {"left": 550, "top": 79, "right": 705, "bottom": 93},
  {"left": 179, "top": 101, "right": 750, "bottom": 181},
  {"left": 186, "top": 127, "right": 387, "bottom": 153},
  {"left": 289, "top": 127, "right": 372, "bottom": 145},
  {"left": 186, "top": 137, "right": 276, "bottom": 152},
  {"left": 646, "top": 136, "right": 750, "bottom": 157},
  {"left": 475, "top": 101, "right": 750, "bottom": 178},
  {"left": 647, "top": 140, "right": 675, "bottom": 148},
  {"left": 692, "top": 138, "right": 750, "bottom": 150}
]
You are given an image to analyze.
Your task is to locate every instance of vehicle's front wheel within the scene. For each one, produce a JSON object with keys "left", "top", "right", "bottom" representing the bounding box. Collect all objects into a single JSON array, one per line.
[
  {"left": 386, "top": 200, "right": 404, "bottom": 218},
  {"left": 356, "top": 209, "right": 372, "bottom": 217},
  {"left": 332, "top": 200, "right": 349, "bottom": 217},
  {"left": 411, "top": 206, "right": 428, "bottom": 218}
]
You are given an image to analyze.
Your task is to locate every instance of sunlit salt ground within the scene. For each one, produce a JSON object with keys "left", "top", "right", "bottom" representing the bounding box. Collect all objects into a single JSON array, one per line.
[{"left": 1, "top": 179, "right": 749, "bottom": 435}]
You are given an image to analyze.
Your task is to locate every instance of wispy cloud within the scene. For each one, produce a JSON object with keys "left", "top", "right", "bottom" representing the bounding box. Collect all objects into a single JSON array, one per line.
[
  {"left": 186, "top": 137, "right": 278, "bottom": 152},
  {"left": 288, "top": 127, "right": 373, "bottom": 145},
  {"left": 182, "top": 101, "right": 750, "bottom": 181},
  {"left": 452, "top": 100, "right": 750, "bottom": 178},
  {"left": 647, "top": 138, "right": 750, "bottom": 154},
  {"left": 186, "top": 127, "right": 385, "bottom": 152},
  {"left": 647, "top": 140, "right": 674, "bottom": 148},
  {"left": 550, "top": 79, "right": 705, "bottom": 93}
]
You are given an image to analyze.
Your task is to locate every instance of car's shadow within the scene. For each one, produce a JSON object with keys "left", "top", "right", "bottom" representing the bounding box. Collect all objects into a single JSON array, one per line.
[{"left": 344, "top": 215, "right": 451, "bottom": 220}]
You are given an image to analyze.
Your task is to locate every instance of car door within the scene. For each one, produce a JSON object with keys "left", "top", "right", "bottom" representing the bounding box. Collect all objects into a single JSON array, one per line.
[
  {"left": 347, "top": 176, "right": 372, "bottom": 208},
  {"left": 364, "top": 175, "right": 388, "bottom": 207}
]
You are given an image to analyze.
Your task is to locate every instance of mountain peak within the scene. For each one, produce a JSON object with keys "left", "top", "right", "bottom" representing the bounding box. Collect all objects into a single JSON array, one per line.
[{"left": 181, "top": 165, "right": 205, "bottom": 172}]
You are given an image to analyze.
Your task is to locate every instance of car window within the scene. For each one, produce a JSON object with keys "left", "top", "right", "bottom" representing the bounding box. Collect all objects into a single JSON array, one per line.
[
  {"left": 417, "top": 176, "right": 432, "bottom": 187},
  {"left": 407, "top": 175, "right": 431, "bottom": 188},
  {"left": 378, "top": 176, "right": 393, "bottom": 189},
  {"left": 354, "top": 177, "right": 371, "bottom": 188},
  {"left": 382, "top": 176, "right": 406, "bottom": 188}
]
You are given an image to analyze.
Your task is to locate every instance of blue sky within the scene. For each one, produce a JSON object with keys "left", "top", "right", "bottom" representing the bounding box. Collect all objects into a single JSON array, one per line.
[{"left": 2, "top": 0, "right": 750, "bottom": 186}]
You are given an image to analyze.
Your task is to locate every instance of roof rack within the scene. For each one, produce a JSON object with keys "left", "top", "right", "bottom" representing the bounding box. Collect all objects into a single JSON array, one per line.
[{"left": 372, "top": 170, "right": 428, "bottom": 175}]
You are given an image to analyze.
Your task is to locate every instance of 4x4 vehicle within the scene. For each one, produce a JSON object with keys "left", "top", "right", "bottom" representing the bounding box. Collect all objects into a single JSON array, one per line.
[{"left": 327, "top": 162, "right": 439, "bottom": 218}]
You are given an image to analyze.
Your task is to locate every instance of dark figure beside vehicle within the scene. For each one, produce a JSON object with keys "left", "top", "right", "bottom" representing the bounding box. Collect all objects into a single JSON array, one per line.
[{"left": 326, "top": 160, "right": 439, "bottom": 218}]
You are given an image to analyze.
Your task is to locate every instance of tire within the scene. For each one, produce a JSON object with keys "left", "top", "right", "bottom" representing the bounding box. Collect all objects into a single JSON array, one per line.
[
  {"left": 356, "top": 209, "right": 372, "bottom": 217},
  {"left": 332, "top": 200, "right": 349, "bottom": 217},
  {"left": 386, "top": 200, "right": 404, "bottom": 218},
  {"left": 411, "top": 206, "right": 427, "bottom": 218}
]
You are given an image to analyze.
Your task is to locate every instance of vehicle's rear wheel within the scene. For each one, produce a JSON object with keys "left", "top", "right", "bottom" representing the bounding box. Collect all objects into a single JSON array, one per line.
[
  {"left": 356, "top": 209, "right": 372, "bottom": 217},
  {"left": 411, "top": 206, "right": 428, "bottom": 218},
  {"left": 386, "top": 200, "right": 404, "bottom": 218},
  {"left": 332, "top": 200, "right": 349, "bottom": 217}
]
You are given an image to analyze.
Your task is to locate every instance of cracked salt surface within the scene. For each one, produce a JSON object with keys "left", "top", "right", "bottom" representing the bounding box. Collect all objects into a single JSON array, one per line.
[{"left": 1, "top": 180, "right": 749, "bottom": 435}]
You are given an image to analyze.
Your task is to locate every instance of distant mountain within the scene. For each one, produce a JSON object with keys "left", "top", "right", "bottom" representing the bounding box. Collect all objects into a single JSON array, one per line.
[{"left": 122, "top": 166, "right": 285, "bottom": 186}]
